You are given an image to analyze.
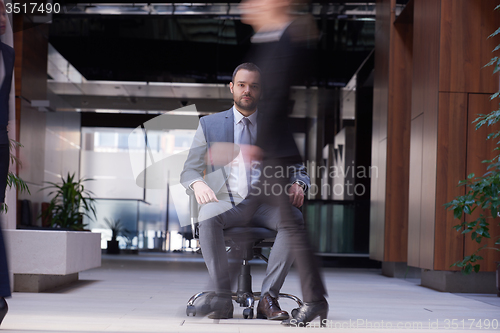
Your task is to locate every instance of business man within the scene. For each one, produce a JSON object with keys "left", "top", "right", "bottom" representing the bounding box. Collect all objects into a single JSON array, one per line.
[
  {"left": 180, "top": 62, "right": 310, "bottom": 320},
  {"left": 0, "top": 0, "right": 13, "bottom": 325},
  {"left": 239, "top": 0, "right": 329, "bottom": 326}
]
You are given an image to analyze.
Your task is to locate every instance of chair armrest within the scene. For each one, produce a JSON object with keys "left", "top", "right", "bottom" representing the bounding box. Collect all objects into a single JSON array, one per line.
[{"left": 186, "top": 188, "right": 199, "bottom": 239}]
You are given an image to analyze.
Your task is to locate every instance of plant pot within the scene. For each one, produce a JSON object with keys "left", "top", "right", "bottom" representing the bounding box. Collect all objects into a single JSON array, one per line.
[
  {"left": 496, "top": 262, "right": 500, "bottom": 297},
  {"left": 107, "top": 240, "right": 120, "bottom": 254}
]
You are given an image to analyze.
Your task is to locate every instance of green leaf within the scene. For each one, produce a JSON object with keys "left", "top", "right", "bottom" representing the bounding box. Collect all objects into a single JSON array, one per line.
[
  {"left": 485, "top": 56, "right": 499, "bottom": 67},
  {"left": 493, "top": 27, "right": 500, "bottom": 38},
  {"left": 473, "top": 264, "right": 480, "bottom": 273},
  {"left": 464, "top": 263, "right": 473, "bottom": 274},
  {"left": 468, "top": 173, "right": 475, "bottom": 179}
]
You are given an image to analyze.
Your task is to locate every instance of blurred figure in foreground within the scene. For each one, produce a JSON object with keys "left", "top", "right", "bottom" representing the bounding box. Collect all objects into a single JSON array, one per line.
[
  {"left": 0, "top": 0, "right": 13, "bottom": 325},
  {"left": 239, "top": 0, "right": 329, "bottom": 326},
  {"left": 181, "top": 62, "right": 311, "bottom": 320}
]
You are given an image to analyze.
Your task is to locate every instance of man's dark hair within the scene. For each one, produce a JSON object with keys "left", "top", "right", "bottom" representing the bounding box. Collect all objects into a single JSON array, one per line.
[{"left": 232, "top": 63, "right": 261, "bottom": 83}]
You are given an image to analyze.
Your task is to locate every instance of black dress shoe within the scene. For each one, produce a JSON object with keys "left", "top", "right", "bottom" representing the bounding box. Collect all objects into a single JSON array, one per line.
[
  {"left": 195, "top": 293, "right": 233, "bottom": 319},
  {"left": 281, "top": 300, "right": 328, "bottom": 327},
  {"left": 0, "top": 297, "right": 8, "bottom": 326},
  {"left": 207, "top": 294, "right": 233, "bottom": 319}
]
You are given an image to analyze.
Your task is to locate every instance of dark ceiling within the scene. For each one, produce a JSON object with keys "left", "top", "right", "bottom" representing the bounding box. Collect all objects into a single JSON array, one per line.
[{"left": 48, "top": 2, "right": 382, "bottom": 86}]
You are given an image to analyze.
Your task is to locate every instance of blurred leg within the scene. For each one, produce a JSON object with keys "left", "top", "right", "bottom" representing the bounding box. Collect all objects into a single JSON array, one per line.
[
  {"left": 256, "top": 204, "right": 303, "bottom": 299},
  {"left": 276, "top": 195, "right": 326, "bottom": 303},
  {"left": 0, "top": 142, "right": 10, "bottom": 298},
  {"left": 0, "top": 228, "right": 9, "bottom": 298}
]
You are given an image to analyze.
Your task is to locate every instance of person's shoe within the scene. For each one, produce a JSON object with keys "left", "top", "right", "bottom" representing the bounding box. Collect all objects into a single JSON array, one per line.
[
  {"left": 0, "top": 297, "right": 8, "bottom": 326},
  {"left": 256, "top": 293, "right": 289, "bottom": 320},
  {"left": 281, "top": 300, "right": 328, "bottom": 327},
  {"left": 207, "top": 294, "right": 233, "bottom": 319}
]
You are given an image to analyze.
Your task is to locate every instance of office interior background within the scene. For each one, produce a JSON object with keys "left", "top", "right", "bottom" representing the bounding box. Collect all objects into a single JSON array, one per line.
[{"left": 2, "top": 0, "right": 500, "bottom": 294}]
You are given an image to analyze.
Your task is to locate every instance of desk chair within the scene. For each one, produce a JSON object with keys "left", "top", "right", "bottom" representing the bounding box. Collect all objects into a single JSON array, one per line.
[{"left": 185, "top": 190, "right": 303, "bottom": 319}]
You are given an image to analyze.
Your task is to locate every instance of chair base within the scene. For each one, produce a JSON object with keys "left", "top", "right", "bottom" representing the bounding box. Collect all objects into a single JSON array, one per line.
[{"left": 186, "top": 230, "right": 302, "bottom": 319}]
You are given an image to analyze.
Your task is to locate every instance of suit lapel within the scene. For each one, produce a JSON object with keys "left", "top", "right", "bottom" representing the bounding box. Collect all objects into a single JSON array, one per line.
[
  {"left": 224, "top": 109, "right": 234, "bottom": 143},
  {"left": 222, "top": 109, "right": 234, "bottom": 177}
]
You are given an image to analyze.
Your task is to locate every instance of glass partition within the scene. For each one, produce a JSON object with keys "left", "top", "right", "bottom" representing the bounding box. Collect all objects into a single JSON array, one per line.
[
  {"left": 304, "top": 200, "right": 370, "bottom": 255},
  {"left": 81, "top": 126, "right": 197, "bottom": 251},
  {"left": 84, "top": 199, "right": 144, "bottom": 250}
]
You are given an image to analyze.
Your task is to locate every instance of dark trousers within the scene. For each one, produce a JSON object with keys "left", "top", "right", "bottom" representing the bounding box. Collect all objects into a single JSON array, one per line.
[
  {"left": 249, "top": 186, "right": 326, "bottom": 303},
  {"left": 0, "top": 140, "right": 11, "bottom": 297},
  {"left": 220, "top": 162, "right": 327, "bottom": 303}
]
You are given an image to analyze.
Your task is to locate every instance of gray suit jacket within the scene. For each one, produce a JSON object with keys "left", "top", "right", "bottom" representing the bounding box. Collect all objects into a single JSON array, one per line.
[{"left": 180, "top": 108, "right": 310, "bottom": 194}]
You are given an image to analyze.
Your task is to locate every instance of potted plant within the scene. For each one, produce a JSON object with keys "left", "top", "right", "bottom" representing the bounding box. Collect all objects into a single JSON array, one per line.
[
  {"left": 101, "top": 218, "right": 129, "bottom": 254},
  {"left": 40, "top": 173, "right": 96, "bottom": 230},
  {"left": 0, "top": 139, "right": 30, "bottom": 213}
]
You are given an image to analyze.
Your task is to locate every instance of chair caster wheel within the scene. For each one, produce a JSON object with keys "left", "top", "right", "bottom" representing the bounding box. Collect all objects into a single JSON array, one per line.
[
  {"left": 243, "top": 308, "right": 254, "bottom": 319},
  {"left": 291, "top": 308, "right": 299, "bottom": 318},
  {"left": 186, "top": 305, "right": 196, "bottom": 316}
]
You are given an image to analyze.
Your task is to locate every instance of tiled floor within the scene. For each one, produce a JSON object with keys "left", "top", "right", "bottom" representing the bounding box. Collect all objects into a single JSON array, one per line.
[{"left": 1, "top": 253, "right": 499, "bottom": 332}]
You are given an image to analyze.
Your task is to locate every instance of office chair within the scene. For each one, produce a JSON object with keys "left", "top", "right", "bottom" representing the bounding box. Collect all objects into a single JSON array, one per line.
[{"left": 185, "top": 189, "right": 303, "bottom": 319}]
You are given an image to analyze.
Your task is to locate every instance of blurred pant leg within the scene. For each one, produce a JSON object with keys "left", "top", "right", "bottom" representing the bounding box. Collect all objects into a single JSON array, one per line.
[
  {"left": 0, "top": 139, "right": 11, "bottom": 297},
  {"left": 0, "top": 228, "right": 10, "bottom": 297},
  {"left": 254, "top": 203, "right": 303, "bottom": 298},
  {"left": 255, "top": 161, "right": 326, "bottom": 303}
]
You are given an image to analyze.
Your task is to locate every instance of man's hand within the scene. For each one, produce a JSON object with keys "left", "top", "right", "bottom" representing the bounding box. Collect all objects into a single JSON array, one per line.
[
  {"left": 288, "top": 183, "right": 304, "bottom": 208},
  {"left": 192, "top": 181, "right": 218, "bottom": 205}
]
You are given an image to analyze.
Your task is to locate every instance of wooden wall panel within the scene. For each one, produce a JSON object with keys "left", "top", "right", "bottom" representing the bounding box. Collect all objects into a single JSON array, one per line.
[
  {"left": 384, "top": 22, "right": 413, "bottom": 262},
  {"left": 434, "top": 92, "right": 467, "bottom": 271},
  {"left": 373, "top": 0, "right": 393, "bottom": 143},
  {"left": 411, "top": 0, "right": 441, "bottom": 120},
  {"left": 465, "top": 94, "right": 500, "bottom": 272},
  {"left": 370, "top": 0, "right": 394, "bottom": 261},
  {"left": 369, "top": 137, "right": 381, "bottom": 258},
  {"left": 19, "top": 23, "right": 48, "bottom": 102},
  {"left": 409, "top": 0, "right": 441, "bottom": 269},
  {"left": 370, "top": 139, "right": 387, "bottom": 261},
  {"left": 439, "top": 0, "right": 500, "bottom": 94},
  {"left": 407, "top": 114, "right": 423, "bottom": 267}
]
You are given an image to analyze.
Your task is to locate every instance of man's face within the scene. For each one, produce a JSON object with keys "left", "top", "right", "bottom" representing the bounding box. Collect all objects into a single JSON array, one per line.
[
  {"left": 0, "top": 1, "right": 6, "bottom": 36},
  {"left": 229, "top": 69, "right": 261, "bottom": 112}
]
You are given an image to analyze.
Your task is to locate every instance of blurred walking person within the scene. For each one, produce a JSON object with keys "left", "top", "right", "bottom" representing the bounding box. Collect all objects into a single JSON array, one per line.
[
  {"left": 239, "top": 0, "right": 329, "bottom": 326},
  {"left": 0, "top": 0, "right": 14, "bottom": 325}
]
